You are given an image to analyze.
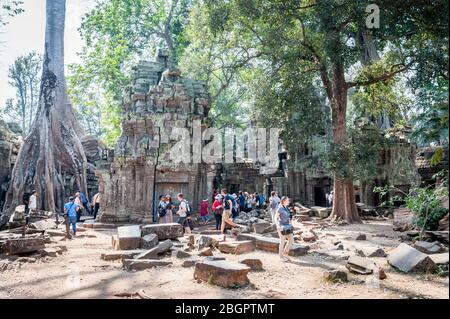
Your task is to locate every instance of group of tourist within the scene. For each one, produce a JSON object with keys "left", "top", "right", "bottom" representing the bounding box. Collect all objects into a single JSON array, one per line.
[
  {"left": 157, "top": 188, "right": 294, "bottom": 262},
  {"left": 63, "top": 190, "right": 101, "bottom": 237},
  {"left": 158, "top": 193, "right": 194, "bottom": 234}
]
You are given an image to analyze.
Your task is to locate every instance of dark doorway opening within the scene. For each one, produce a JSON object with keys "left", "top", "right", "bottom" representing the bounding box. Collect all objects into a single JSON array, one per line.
[
  {"left": 314, "top": 187, "right": 326, "bottom": 206},
  {"left": 229, "top": 184, "right": 239, "bottom": 195}
]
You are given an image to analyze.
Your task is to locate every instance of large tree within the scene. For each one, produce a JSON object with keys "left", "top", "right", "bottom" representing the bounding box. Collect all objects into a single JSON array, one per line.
[
  {"left": 196, "top": 0, "right": 447, "bottom": 223},
  {"left": 2, "top": 0, "right": 87, "bottom": 218}
]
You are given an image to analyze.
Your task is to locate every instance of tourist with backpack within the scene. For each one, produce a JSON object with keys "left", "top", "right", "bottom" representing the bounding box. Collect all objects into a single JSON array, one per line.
[
  {"left": 269, "top": 191, "right": 281, "bottom": 223},
  {"left": 158, "top": 195, "right": 167, "bottom": 223},
  {"left": 64, "top": 196, "right": 80, "bottom": 238},
  {"left": 275, "top": 196, "right": 294, "bottom": 262},
  {"left": 212, "top": 194, "right": 223, "bottom": 230},
  {"left": 220, "top": 188, "right": 239, "bottom": 240},
  {"left": 176, "top": 193, "right": 192, "bottom": 234}
]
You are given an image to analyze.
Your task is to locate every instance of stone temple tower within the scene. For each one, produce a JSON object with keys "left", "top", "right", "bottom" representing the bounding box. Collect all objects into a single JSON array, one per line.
[{"left": 96, "top": 50, "right": 216, "bottom": 223}]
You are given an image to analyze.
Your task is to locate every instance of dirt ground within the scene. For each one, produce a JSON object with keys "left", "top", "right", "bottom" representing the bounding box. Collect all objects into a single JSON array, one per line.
[{"left": 0, "top": 219, "right": 448, "bottom": 299}]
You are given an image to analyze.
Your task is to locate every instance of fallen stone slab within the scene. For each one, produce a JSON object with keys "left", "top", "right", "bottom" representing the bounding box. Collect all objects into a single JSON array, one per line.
[
  {"left": 240, "top": 258, "right": 263, "bottom": 271},
  {"left": 356, "top": 247, "right": 387, "bottom": 258},
  {"left": 28, "top": 219, "right": 57, "bottom": 231},
  {"left": 4, "top": 237, "right": 46, "bottom": 255},
  {"left": 198, "top": 235, "right": 221, "bottom": 249},
  {"left": 123, "top": 259, "right": 172, "bottom": 271},
  {"left": 253, "top": 221, "right": 272, "bottom": 234},
  {"left": 413, "top": 241, "right": 444, "bottom": 254},
  {"left": 101, "top": 250, "right": 144, "bottom": 261},
  {"left": 387, "top": 243, "right": 437, "bottom": 273},
  {"left": 39, "top": 248, "right": 59, "bottom": 257},
  {"left": 173, "top": 249, "right": 192, "bottom": 259},
  {"left": 346, "top": 256, "right": 376, "bottom": 275},
  {"left": 182, "top": 260, "right": 197, "bottom": 268},
  {"left": 141, "top": 223, "right": 183, "bottom": 240},
  {"left": 198, "top": 247, "right": 213, "bottom": 256},
  {"left": 194, "top": 260, "right": 251, "bottom": 288},
  {"left": 424, "top": 231, "right": 449, "bottom": 244},
  {"left": 218, "top": 241, "right": 255, "bottom": 255},
  {"left": 323, "top": 269, "right": 348, "bottom": 283},
  {"left": 117, "top": 225, "right": 141, "bottom": 250},
  {"left": 141, "top": 234, "right": 159, "bottom": 250},
  {"left": 134, "top": 240, "right": 173, "bottom": 260},
  {"left": 237, "top": 233, "right": 309, "bottom": 256},
  {"left": 429, "top": 253, "right": 449, "bottom": 266}
]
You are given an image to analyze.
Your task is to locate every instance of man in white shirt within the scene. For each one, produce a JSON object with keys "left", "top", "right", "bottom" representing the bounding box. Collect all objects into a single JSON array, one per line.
[
  {"left": 176, "top": 193, "right": 191, "bottom": 234},
  {"left": 29, "top": 190, "right": 37, "bottom": 213}
]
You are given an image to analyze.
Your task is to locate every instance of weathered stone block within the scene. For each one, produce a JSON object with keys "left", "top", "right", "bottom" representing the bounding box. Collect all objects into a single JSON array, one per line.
[
  {"left": 430, "top": 253, "right": 449, "bottom": 266},
  {"left": 4, "top": 237, "right": 45, "bottom": 255},
  {"left": 194, "top": 260, "right": 251, "bottom": 288},
  {"left": 117, "top": 225, "right": 142, "bottom": 250},
  {"left": 240, "top": 258, "right": 263, "bottom": 271},
  {"left": 346, "top": 256, "right": 376, "bottom": 275},
  {"left": 134, "top": 239, "right": 173, "bottom": 260},
  {"left": 323, "top": 269, "right": 348, "bottom": 282},
  {"left": 28, "top": 219, "right": 57, "bottom": 231},
  {"left": 141, "top": 223, "right": 183, "bottom": 240},
  {"left": 123, "top": 259, "right": 172, "bottom": 271},
  {"left": 141, "top": 234, "right": 159, "bottom": 249},
  {"left": 413, "top": 241, "right": 444, "bottom": 254},
  {"left": 387, "top": 243, "right": 437, "bottom": 273},
  {"left": 218, "top": 241, "right": 255, "bottom": 255},
  {"left": 101, "top": 250, "right": 143, "bottom": 261}
]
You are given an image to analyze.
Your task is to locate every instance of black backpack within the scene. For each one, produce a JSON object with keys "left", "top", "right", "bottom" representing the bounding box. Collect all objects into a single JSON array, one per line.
[
  {"left": 158, "top": 202, "right": 167, "bottom": 217},
  {"left": 183, "top": 200, "right": 192, "bottom": 216}
]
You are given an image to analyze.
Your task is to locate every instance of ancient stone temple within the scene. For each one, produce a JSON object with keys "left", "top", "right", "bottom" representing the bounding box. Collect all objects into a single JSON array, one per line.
[{"left": 96, "top": 51, "right": 215, "bottom": 223}]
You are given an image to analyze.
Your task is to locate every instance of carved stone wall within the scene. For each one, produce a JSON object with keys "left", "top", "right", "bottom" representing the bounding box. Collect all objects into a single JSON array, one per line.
[{"left": 96, "top": 51, "right": 215, "bottom": 223}]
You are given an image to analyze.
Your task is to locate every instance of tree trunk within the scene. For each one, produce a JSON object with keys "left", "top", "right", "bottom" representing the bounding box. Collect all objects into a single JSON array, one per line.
[
  {"left": 2, "top": 0, "right": 87, "bottom": 217},
  {"left": 328, "top": 63, "right": 361, "bottom": 223}
]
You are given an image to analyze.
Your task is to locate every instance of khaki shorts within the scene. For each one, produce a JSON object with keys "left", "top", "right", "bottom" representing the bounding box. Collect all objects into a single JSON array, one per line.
[{"left": 222, "top": 209, "right": 232, "bottom": 222}]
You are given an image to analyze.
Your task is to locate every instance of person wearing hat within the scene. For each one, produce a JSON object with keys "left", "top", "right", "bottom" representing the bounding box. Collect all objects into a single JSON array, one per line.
[
  {"left": 199, "top": 198, "right": 211, "bottom": 225},
  {"left": 64, "top": 196, "right": 80, "bottom": 237},
  {"left": 212, "top": 194, "right": 223, "bottom": 230}
]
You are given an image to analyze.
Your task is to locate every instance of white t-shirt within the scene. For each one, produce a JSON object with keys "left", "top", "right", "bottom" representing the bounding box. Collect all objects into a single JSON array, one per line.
[
  {"left": 29, "top": 195, "right": 37, "bottom": 210},
  {"left": 178, "top": 201, "right": 187, "bottom": 217}
]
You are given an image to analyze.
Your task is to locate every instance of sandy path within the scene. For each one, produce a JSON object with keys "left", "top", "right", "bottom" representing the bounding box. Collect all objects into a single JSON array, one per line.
[{"left": 0, "top": 221, "right": 448, "bottom": 299}]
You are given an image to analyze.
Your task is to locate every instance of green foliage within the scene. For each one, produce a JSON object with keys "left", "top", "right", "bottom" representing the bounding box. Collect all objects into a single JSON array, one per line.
[
  {"left": 68, "top": 0, "right": 193, "bottom": 146},
  {"left": 374, "top": 171, "right": 449, "bottom": 230},
  {"left": 0, "top": 0, "right": 23, "bottom": 26},
  {"left": 411, "top": 77, "right": 449, "bottom": 146},
  {"left": 1, "top": 51, "right": 42, "bottom": 136},
  {"left": 326, "top": 119, "right": 388, "bottom": 181}
]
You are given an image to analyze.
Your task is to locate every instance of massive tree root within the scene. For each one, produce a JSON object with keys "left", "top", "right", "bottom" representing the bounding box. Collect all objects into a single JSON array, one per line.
[{"left": 1, "top": 0, "right": 87, "bottom": 221}]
